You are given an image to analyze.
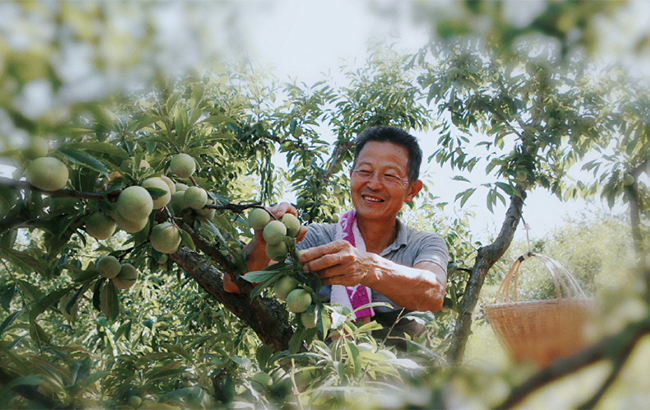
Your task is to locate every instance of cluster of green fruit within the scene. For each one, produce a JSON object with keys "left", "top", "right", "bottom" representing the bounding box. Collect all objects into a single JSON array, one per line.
[
  {"left": 96, "top": 255, "right": 139, "bottom": 289},
  {"left": 248, "top": 208, "right": 301, "bottom": 262},
  {"left": 84, "top": 153, "right": 216, "bottom": 293},
  {"left": 248, "top": 208, "right": 318, "bottom": 328},
  {"left": 85, "top": 153, "right": 209, "bottom": 253},
  {"left": 273, "top": 274, "right": 317, "bottom": 329}
]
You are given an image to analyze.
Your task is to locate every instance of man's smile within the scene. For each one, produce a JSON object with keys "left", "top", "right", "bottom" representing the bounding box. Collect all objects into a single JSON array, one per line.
[{"left": 362, "top": 194, "right": 385, "bottom": 203}]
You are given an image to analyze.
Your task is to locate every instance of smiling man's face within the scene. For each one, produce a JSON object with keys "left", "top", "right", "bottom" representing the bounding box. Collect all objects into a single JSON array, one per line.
[{"left": 350, "top": 141, "right": 422, "bottom": 223}]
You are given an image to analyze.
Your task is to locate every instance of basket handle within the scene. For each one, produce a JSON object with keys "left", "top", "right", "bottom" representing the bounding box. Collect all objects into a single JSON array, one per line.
[{"left": 494, "top": 252, "right": 588, "bottom": 304}]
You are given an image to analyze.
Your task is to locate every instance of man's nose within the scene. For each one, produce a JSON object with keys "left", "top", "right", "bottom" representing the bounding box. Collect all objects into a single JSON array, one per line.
[{"left": 366, "top": 173, "right": 383, "bottom": 189}]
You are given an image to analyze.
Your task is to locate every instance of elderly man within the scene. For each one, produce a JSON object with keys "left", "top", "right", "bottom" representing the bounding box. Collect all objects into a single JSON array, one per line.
[{"left": 230, "top": 126, "right": 448, "bottom": 345}]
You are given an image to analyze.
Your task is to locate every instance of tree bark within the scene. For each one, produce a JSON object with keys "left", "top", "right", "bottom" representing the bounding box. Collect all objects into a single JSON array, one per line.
[
  {"left": 170, "top": 248, "right": 293, "bottom": 352},
  {"left": 446, "top": 191, "right": 526, "bottom": 364}
]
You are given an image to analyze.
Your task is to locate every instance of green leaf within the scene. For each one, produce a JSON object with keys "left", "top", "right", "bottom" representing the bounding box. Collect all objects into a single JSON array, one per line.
[
  {"left": 82, "top": 370, "right": 110, "bottom": 387},
  {"left": 162, "top": 343, "right": 194, "bottom": 361},
  {"left": 353, "top": 320, "right": 384, "bottom": 334},
  {"left": 200, "top": 115, "right": 236, "bottom": 125},
  {"left": 100, "top": 281, "right": 120, "bottom": 323},
  {"left": 29, "top": 287, "right": 73, "bottom": 322},
  {"left": 0, "top": 284, "right": 16, "bottom": 312},
  {"left": 145, "top": 187, "right": 168, "bottom": 198},
  {"left": 494, "top": 181, "right": 514, "bottom": 196},
  {"left": 288, "top": 327, "right": 306, "bottom": 354},
  {"left": 63, "top": 142, "right": 129, "bottom": 161},
  {"left": 452, "top": 175, "right": 470, "bottom": 182},
  {"left": 179, "top": 230, "right": 195, "bottom": 251},
  {"left": 241, "top": 270, "right": 281, "bottom": 283},
  {"left": 249, "top": 272, "right": 283, "bottom": 300},
  {"left": 454, "top": 188, "right": 477, "bottom": 207},
  {"left": 3, "top": 249, "right": 48, "bottom": 277},
  {"left": 58, "top": 148, "right": 109, "bottom": 176},
  {"left": 0, "top": 311, "right": 21, "bottom": 338}
]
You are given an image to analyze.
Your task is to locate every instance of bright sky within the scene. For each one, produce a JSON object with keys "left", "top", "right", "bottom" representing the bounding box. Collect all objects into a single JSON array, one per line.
[{"left": 239, "top": 1, "right": 631, "bottom": 244}]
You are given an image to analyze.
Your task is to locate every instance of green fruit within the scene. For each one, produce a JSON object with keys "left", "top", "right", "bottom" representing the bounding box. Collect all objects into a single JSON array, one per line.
[
  {"left": 129, "top": 396, "right": 143, "bottom": 409},
  {"left": 623, "top": 174, "right": 635, "bottom": 186},
  {"left": 116, "top": 186, "right": 153, "bottom": 222},
  {"left": 300, "top": 310, "right": 317, "bottom": 329},
  {"left": 248, "top": 208, "right": 271, "bottom": 230},
  {"left": 113, "top": 211, "right": 149, "bottom": 233},
  {"left": 170, "top": 153, "right": 195, "bottom": 178},
  {"left": 142, "top": 178, "right": 171, "bottom": 209},
  {"left": 156, "top": 254, "right": 168, "bottom": 264},
  {"left": 286, "top": 289, "right": 312, "bottom": 313},
  {"left": 447, "top": 67, "right": 462, "bottom": 79},
  {"left": 174, "top": 183, "right": 189, "bottom": 192},
  {"left": 23, "top": 136, "right": 49, "bottom": 159},
  {"left": 273, "top": 275, "right": 298, "bottom": 301},
  {"left": 149, "top": 222, "right": 182, "bottom": 254},
  {"left": 183, "top": 186, "right": 207, "bottom": 210},
  {"left": 281, "top": 213, "right": 301, "bottom": 237},
  {"left": 26, "top": 157, "right": 69, "bottom": 191},
  {"left": 251, "top": 371, "right": 272, "bottom": 391},
  {"left": 168, "top": 191, "right": 187, "bottom": 215},
  {"left": 85, "top": 213, "right": 117, "bottom": 240},
  {"left": 112, "top": 263, "right": 138, "bottom": 289},
  {"left": 97, "top": 255, "right": 121, "bottom": 279},
  {"left": 159, "top": 175, "right": 176, "bottom": 195},
  {"left": 266, "top": 241, "right": 288, "bottom": 262},
  {"left": 263, "top": 220, "right": 287, "bottom": 245}
]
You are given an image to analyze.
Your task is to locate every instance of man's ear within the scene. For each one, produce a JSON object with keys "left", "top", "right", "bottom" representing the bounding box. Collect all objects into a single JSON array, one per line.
[{"left": 405, "top": 180, "right": 423, "bottom": 203}]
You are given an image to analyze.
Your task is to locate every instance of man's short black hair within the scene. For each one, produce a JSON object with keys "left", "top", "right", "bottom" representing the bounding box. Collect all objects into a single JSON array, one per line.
[{"left": 352, "top": 126, "right": 423, "bottom": 183}]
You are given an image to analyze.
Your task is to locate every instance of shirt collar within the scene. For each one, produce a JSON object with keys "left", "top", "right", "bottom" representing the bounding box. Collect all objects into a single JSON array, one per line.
[{"left": 379, "top": 217, "right": 408, "bottom": 256}]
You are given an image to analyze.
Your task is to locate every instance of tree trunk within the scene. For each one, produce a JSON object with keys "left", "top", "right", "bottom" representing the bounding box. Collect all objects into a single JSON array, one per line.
[
  {"left": 446, "top": 191, "right": 526, "bottom": 363},
  {"left": 170, "top": 248, "right": 293, "bottom": 352}
]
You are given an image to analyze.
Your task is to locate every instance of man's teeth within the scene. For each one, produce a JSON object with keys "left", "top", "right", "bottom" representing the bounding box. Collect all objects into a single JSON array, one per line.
[{"left": 364, "top": 196, "right": 383, "bottom": 202}]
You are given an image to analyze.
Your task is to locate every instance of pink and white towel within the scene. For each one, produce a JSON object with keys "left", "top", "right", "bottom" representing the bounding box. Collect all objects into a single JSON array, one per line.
[{"left": 330, "top": 209, "right": 374, "bottom": 320}]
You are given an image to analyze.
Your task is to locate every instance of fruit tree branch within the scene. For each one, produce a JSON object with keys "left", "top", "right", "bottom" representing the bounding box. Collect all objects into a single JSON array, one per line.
[
  {"left": 0, "top": 176, "right": 120, "bottom": 201},
  {"left": 323, "top": 139, "right": 355, "bottom": 181},
  {"left": 169, "top": 247, "right": 293, "bottom": 351},
  {"left": 446, "top": 188, "right": 526, "bottom": 364}
]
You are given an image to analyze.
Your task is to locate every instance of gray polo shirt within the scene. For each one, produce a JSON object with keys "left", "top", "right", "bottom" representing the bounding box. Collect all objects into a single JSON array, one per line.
[{"left": 296, "top": 218, "right": 448, "bottom": 313}]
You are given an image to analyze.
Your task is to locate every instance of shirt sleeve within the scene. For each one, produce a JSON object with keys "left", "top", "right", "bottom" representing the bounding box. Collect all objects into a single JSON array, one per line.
[
  {"left": 296, "top": 223, "right": 336, "bottom": 250},
  {"left": 412, "top": 232, "right": 449, "bottom": 274}
]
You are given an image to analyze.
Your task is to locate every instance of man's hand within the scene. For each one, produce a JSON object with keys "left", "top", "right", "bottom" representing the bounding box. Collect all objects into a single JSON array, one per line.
[
  {"left": 298, "top": 240, "right": 375, "bottom": 287},
  {"left": 299, "top": 240, "right": 447, "bottom": 312},
  {"left": 225, "top": 202, "right": 308, "bottom": 294}
]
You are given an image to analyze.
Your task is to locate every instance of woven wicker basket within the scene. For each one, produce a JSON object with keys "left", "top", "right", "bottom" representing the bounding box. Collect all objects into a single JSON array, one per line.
[{"left": 484, "top": 252, "right": 595, "bottom": 368}]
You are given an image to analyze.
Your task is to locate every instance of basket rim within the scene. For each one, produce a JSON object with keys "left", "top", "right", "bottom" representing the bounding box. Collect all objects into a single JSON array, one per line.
[{"left": 485, "top": 297, "right": 595, "bottom": 309}]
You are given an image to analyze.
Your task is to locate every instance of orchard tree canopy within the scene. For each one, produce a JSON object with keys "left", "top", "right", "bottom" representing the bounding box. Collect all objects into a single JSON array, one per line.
[{"left": 0, "top": 1, "right": 649, "bottom": 409}]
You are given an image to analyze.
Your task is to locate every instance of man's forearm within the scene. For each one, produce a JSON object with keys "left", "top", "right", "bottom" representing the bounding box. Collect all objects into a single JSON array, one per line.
[{"left": 362, "top": 256, "right": 446, "bottom": 312}]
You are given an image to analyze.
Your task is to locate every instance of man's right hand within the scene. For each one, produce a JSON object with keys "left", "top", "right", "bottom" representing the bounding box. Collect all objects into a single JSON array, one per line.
[{"left": 225, "top": 201, "right": 307, "bottom": 294}]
